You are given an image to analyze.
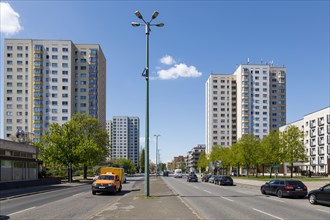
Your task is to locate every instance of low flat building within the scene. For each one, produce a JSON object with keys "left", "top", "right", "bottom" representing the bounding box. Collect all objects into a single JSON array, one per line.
[
  {"left": 0, "top": 139, "right": 39, "bottom": 182},
  {"left": 279, "top": 106, "right": 330, "bottom": 175}
]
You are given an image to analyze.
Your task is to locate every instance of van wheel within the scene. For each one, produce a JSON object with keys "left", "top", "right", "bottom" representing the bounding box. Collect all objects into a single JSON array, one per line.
[{"left": 92, "top": 191, "right": 96, "bottom": 195}]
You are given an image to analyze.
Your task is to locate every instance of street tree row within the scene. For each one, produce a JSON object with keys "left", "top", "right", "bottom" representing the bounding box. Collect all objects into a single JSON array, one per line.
[{"left": 198, "top": 125, "right": 307, "bottom": 178}]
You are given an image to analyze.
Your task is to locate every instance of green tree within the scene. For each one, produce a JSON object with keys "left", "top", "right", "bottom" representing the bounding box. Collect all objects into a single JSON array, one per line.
[
  {"left": 237, "top": 134, "right": 261, "bottom": 177},
  {"left": 139, "top": 148, "right": 145, "bottom": 173},
  {"left": 38, "top": 114, "right": 109, "bottom": 181},
  {"left": 197, "top": 152, "right": 208, "bottom": 173},
  {"left": 261, "top": 130, "right": 282, "bottom": 177},
  {"left": 280, "top": 125, "right": 307, "bottom": 178},
  {"left": 111, "top": 158, "right": 136, "bottom": 174},
  {"left": 229, "top": 143, "right": 243, "bottom": 176}
]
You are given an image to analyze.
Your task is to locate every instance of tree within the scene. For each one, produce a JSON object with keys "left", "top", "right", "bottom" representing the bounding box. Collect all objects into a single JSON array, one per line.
[
  {"left": 280, "top": 125, "right": 307, "bottom": 178},
  {"left": 39, "top": 114, "right": 109, "bottom": 181},
  {"left": 139, "top": 148, "right": 145, "bottom": 173},
  {"left": 111, "top": 158, "right": 136, "bottom": 174},
  {"left": 261, "top": 130, "right": 282, "bottom": 178},
  {"left": 237, "top": 134, "right": 261, "bottom": 177},
  {"left": 197, "top": 152, "right": 208, "bottom": 173}
]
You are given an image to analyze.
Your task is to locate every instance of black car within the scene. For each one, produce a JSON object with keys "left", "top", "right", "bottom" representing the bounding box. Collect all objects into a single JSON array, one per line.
[
  {"left": 308, "top": 183, "right": 330, "bottom": 206},
  {"left": 260, "top": 179, "right": 307, "bottom": 198},
  {"left": 201, "top": 174, "right": 211, "bottom": 182},
  {"left": 215, "top": 176, "right": 234, "bottom": 186},
  {"left": 187, "top": 173, "right": 198, "bottom": 182}
]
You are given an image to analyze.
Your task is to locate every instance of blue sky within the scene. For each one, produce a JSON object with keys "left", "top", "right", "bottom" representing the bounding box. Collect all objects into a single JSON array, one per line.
[{"left": 1, "top": 1, "right": 329, "bottom": 163}]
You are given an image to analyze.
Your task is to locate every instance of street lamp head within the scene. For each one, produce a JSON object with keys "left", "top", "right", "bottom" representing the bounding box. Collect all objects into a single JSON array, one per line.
[
  {"left": 155, "top": 23, "right": 164, "bottom": 27},
  {"left": 151, "top": 11, "right": 159, "bottom": 19},
  {"left": 135, "top": 10, "right": 143, "bottom": 19},
  {"left": 131, "top": 22, "right": 141, "bottom": 27}
]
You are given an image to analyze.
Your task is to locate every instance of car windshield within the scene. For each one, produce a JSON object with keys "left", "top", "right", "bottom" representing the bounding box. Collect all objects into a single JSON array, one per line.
[{"left": 98, "top": 175, "right": 114, "bottom": 180}]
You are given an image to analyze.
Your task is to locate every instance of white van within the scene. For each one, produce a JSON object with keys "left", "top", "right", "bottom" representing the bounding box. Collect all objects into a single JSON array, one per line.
[{"left": 174, "top": 169, "right": 182, "bottom": 178}]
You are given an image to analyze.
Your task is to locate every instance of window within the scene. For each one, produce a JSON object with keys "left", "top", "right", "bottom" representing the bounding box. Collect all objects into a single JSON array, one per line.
[
  {"left": 52, "top": 48, "right": 58, "bottom": 52},
  {"left": 62, "top": 48, "right": 69, "bottom": 52}
]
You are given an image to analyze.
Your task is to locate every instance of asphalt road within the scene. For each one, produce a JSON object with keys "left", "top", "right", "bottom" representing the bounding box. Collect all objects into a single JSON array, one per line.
[
  {"left": 0, "top": 176, "right": 142, "bottom": 219},
  {"left": 163, "top": 176, "right": 330, "bottom": 220}
]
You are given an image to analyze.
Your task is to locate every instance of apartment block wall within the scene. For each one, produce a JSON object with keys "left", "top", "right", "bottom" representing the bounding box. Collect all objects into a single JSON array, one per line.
[
  {"left": 4, "top": 39, "right": 106, "bottom": 142},
  {"left": 111, "top": 116, "right": 140, "bottom": 167},
  {"left": 206, "top": 64, "right": 287, "bottom": 154},
  {"left": 279, "top": 107, "right": 330, "bottom": 174}
]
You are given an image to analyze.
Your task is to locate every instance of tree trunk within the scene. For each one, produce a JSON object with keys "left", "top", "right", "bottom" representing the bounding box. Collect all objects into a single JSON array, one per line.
[
  {"left": 290, "top": 163, "right": 294, "bottom": 178},
  {"left": 262, "top": 164, "right": 265, "bottom": 176},
  {"left": 270, "top": 167, "right": 273, "bottom": 178},
  {"left": 83, "top": 165, "right": 87, "bottom": 179}
]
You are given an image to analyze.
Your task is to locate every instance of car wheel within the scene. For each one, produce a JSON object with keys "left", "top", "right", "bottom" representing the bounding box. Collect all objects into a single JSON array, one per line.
[
  {"left": 277, "top": 190, "right": 283, "bottom": 198},
  {"left": 92, "top": 191, "right": 96, "bottom": 195},
  {"left": 309, "top": 194, "right": 317, "bottom": 204},
  {"left": 261, "top": 187, "right": 267, "bottom": 195}
]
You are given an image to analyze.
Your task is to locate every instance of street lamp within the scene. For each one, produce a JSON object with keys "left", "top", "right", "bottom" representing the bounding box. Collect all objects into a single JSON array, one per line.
[
  {"left": 154, "top": 134, "right": 160, "bottom": 176},
  {"left": 132, "top": 11, "right": 164, "bottom": 197}
]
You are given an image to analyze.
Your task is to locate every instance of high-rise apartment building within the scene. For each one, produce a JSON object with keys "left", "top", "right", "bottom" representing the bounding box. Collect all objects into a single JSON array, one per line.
[
  {"left": 111, "top": 116, "right": 140, "bottom": 167},
  {"left": 205, "top": 64, "right": 286, "bottom": 154},
  {"left": 4, "top": 39, "right": 106, "bottom": 142}
]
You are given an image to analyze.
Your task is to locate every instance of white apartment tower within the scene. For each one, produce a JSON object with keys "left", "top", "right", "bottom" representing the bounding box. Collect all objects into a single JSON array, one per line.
[
  {"left": 206, "top": 64, "right": 286, "bottom": 154},
  {"left": 4, "top": 39, "right": 106, "bottom": 142},
  {"left": 111, "top": 116, "right": 140, "bottom": 167},
  {"left": 279, "top": 107, "right": 330, "bottom": 175}
]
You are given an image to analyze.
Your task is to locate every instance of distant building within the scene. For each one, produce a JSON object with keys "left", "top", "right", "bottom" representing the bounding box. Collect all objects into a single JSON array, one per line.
[
  {"left": 205, "top": 63, "right": 286, "bottom": 154},
  {"left": 111, "top": 116, "right": 140, "bottom": 167},
  {"left": 187, "top": 144, "right": 206, "bottom": 171},
  {"left": 3, "top": 39, "right": 106, "bottom": 142},
  {"left": 279, "top": 106, "right": 330, "bottom": 175},
  {"left": 171, "top": 155, "right": 186, "bottom": 170},
  {"left": 106, "top": 120, "right": 112, "bottom": 160}
]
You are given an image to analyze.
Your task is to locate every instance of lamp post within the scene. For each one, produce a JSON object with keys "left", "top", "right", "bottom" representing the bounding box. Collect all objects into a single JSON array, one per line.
[
  {"left": 132, "top": 11, "right": 164, "bottom": 197},
  {"left": 154, "top": 134, "right": 160, "bottom": 176}
]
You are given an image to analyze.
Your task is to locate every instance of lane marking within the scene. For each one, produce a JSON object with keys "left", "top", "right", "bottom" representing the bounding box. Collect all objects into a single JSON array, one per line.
[
  {"left": 317, "top": 209, "right": 329, "bottom": 213},
  {"left": 263, "top": 196, "right": 286, "bottom": 203},
  {"left": 203, "top": 190, "right": 212, "bottom": 194},
  {"left": 72, "top": 192, "right": 85, "bottom": 197},
  {"left": 253, "top": 208, "right": 284, "bottom": 220},
  {"left": 193, "top": 186, "right": 199, "bottom": 189},
  {"left": 221, "top": 196, "right": 234, "bottom": 202},
  {"left": 9, "top": 206, "right": 36, "bottom": 216}
]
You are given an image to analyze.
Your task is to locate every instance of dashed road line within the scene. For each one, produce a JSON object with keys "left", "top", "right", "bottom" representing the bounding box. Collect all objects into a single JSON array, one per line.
[
  {"left": 221, "top": 196, "right": 234, "bottom": 202},
  {"left": 253, "top": 208, "right": 284, "bottom": 220},
  {"left": 203, "top": 190, "right": 212, "bottom": 194},
  {"left": 9, "top": 206, "right": 36, "bottom": 216}
]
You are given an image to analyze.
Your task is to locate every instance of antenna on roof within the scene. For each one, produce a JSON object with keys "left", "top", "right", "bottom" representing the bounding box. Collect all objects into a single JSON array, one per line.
[{"left": 247, "top": 58, "right": 250, "bottom": 64}]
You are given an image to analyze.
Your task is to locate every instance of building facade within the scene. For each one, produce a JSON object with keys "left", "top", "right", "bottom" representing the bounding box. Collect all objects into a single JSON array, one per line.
[
  {"left": 105, "top": 120, "right": 112, "bottom": 160},
  {"left": 111, "top": 116, "right": 140, "bottom": 167},
  {"left": 4, "top": 39, "right": 106, "bottom": 142},
  {"left": 205, "top": 64, "right": 286, "bottom": 154},
  {"left": 279, "top": 107, "right": 330, "bottom": 174},
  {"left": 187, "top": 144, "right": 206, "bottom": 171}
]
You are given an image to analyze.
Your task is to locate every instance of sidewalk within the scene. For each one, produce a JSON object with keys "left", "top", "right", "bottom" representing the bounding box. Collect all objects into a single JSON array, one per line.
[{"left": 89, "top": 176, "right": 201, "bottom": 220}]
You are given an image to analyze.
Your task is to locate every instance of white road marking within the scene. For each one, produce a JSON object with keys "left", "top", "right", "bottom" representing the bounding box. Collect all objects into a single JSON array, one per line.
[
  {"left": 203, "top": 190, "right": 212, "bottom": 194},
  {"left": 193, "top": 186, "right": 199, "bottom": 189},
  {"left": 72, "top": 192, "right": 85, "bottom": 197},
  {"left": 221, "top": 196, "right": 234, "bottom": 202},
  {"left": 253, "top": 208, "right": 284, "bottom": 220},
  {"left": 263, "top": 196, "right": 286, "bottom": 203},
  {"left": 317, "top": 209, "right": 330, "bottom": 213},
  {"left": 9, "top": 206, "right": 36, "bottom": 216}
]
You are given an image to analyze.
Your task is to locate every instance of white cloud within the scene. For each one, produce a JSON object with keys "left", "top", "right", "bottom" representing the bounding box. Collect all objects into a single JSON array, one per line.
[
  {"left": 157, "top": 63, "right": 202, "bottom": 80},
  {"left": 160, "top": 55, "right": 176, "bottom": 65},
  {"left": 0, "top": 2, "right": 22, "bottom": 35}
]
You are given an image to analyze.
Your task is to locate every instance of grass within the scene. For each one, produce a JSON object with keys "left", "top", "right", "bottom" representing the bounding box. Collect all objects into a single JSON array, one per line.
[{"left": 233, "top": 175, "right": 330, "bottom": 182}]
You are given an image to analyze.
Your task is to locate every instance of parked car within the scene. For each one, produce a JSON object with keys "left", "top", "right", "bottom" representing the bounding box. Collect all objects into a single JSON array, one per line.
[
  {"left": 308, "top": 183, "right": 330, "bottom": 205},
  {"left": 208, "top": 175, "right": 217, "bottom": 184},
  {"left": 201, "top": 174, "right": 211, "bottom": 182},
  {"left": 215, "top": 176, "right": 234, "bottom": 186},
  {"left": 174, "top": 169, "right": 183, "bottom": 178},
  {"left": 187, "top": 173, "right": 198, "bottom": 182},
  {"left": 260, "top": 179, "right": 307, "bottom": 198}
]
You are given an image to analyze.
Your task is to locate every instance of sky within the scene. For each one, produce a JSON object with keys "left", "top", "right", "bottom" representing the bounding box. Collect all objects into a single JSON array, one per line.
[{"left": 0, "top": 0, "right": 329, "bottom": 163}]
